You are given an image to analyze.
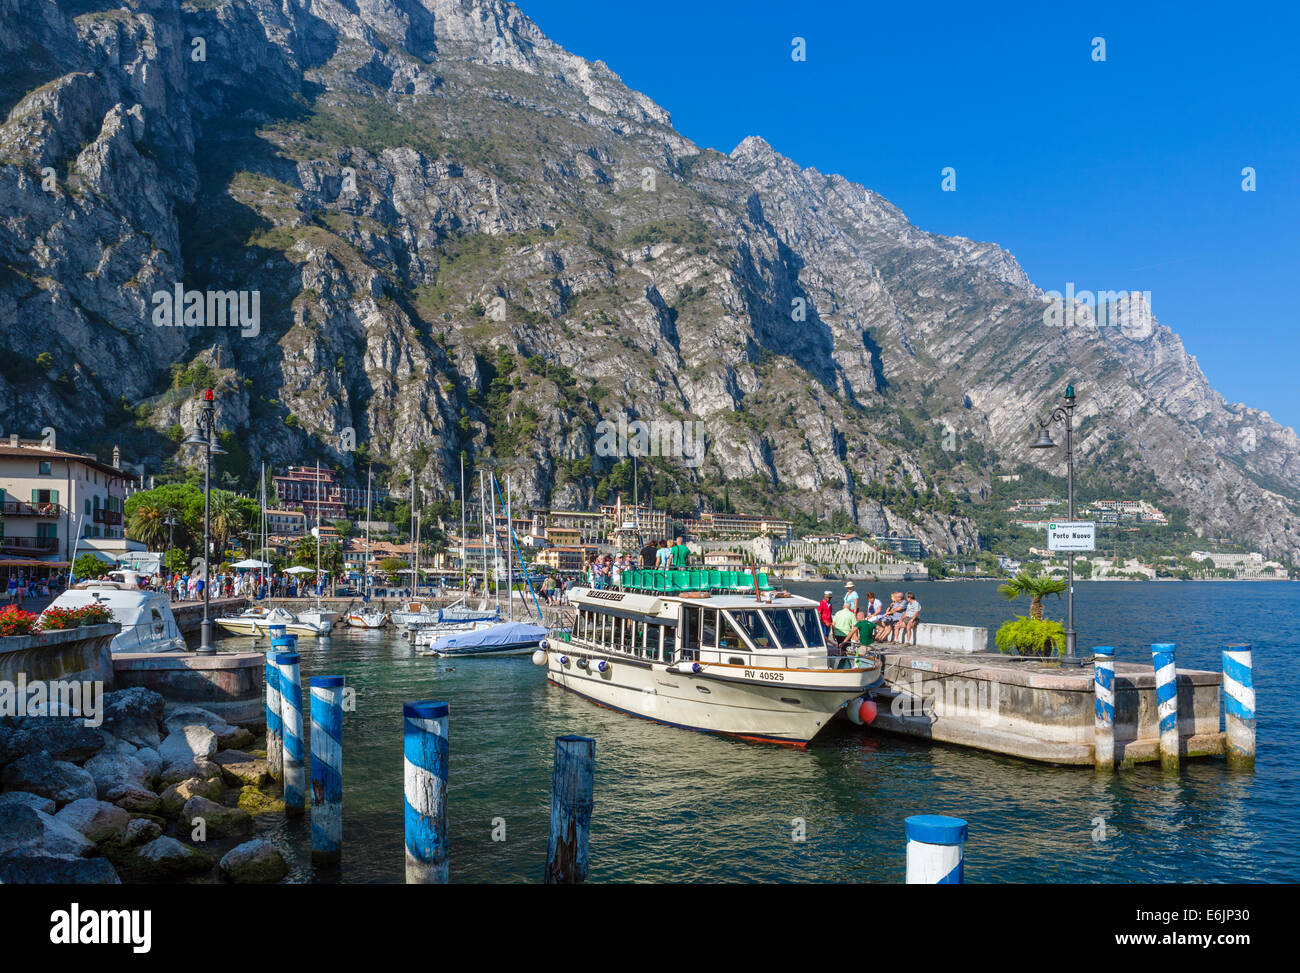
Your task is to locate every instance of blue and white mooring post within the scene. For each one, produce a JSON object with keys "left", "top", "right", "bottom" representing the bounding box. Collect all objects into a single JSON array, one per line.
[
  {"left": 544, "top": 735, "right": 595, "bottom": 885},
  {"left": 403, "top": 700, "right": 449, "bottom": 884},
  {"left": 1151, "top": 642, "right": 1180, "bottom": 771},
  {"left": 310, "top": 676, "right": 344, "bottom": 863},
  {"left": 905, "top": 814, "right": 967, "bottom": 884},
  {"left": 1093, "top": 646, "right": 1115, "bottom": 771},
  {"left": 277, "top": 649, "right": 306, "bottom": 817},
  {"left": 265, "top": 635, "right": 288, "bottom": 780},
  {"left": 1222, "top": 644, "right": 1256, "bottom": 770}
]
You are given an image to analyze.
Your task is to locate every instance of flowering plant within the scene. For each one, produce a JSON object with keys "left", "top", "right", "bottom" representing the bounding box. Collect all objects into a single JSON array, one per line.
[
  {"left": 0, "top": 605, "right": 40, "bottom": 637},
  {"left": 75, "top": 603, "right": 115, "bottom": 626},
  {"left": 37, "top": 606, "right": 82, "bottom": 631}
]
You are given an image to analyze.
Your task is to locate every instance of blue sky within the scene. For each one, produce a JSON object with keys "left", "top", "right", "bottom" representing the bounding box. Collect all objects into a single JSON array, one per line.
[{"left": 521, "top": 0, "right": 1300, "bottom": 429}]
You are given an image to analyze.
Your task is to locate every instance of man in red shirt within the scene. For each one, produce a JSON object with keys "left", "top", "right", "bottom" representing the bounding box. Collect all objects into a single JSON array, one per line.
[{"left": 817, "top": 590, "right": 833, "bottom": 638}]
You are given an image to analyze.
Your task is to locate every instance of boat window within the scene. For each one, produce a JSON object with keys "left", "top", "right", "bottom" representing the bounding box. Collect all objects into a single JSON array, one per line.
[
  {"left": 761, "top": 609, "right": 803, "bottom": 650},
  {"left": 684, "top": 607, "right": 717, "bottom": 652},
  {"left": 663, "top": 622, "right": 676, "bottom": 662},
  {"left": 791, "top": 608, "right": 823, "bottom": 649},
  {"left": 724, "top": 610, "right": 773, "bottom": 649}
]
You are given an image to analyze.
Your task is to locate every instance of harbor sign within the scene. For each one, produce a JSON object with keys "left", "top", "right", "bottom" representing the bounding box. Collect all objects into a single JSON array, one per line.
[{"left": 1047, "top": 521, "right": 1096, "bottom": 551}]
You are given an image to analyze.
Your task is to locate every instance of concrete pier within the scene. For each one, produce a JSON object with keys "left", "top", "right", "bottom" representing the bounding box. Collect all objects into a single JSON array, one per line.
[
  {"left": 113, "top": 650, "right": 265, "bottom": 724},
  {"left": 867, "top": 647, "right": 1225, "bottom": 766}
]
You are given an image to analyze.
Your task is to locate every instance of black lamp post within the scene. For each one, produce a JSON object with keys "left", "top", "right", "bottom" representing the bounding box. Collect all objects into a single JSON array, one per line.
[
  {"left": 182, "top": 389, "right": 226, "bottom": 655},
  {"left": 1030, "top": 384, "right": 1078, "bottom": 658}
]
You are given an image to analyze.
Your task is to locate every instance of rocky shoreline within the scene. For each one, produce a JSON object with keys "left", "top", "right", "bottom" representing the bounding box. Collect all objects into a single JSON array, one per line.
[{"left": 0, "top": 687, "right": 288, "bottom": 884}]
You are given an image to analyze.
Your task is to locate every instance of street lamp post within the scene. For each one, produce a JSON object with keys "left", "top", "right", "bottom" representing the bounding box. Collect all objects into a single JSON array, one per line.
[
  {"left": 182, "top": 389, "right": 226, "bottom": 656},
  {"left": 1030, "top": 384, "right": 1078, "bottom": 659}
]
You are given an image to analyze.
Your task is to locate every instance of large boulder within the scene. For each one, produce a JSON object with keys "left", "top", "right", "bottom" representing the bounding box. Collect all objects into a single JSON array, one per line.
[
  {"left": 1, "top": 752, "right": 97, "bottom": 805},
  {"left": 181, "top": 795, "right": 252, "bottom": 837},
  {"left": 83, "top": 748, "right": 152, "bottom": 798},
  {"left": 0, "top": 804, "right": 96, "bottom": 858},
  {"left": 0, "top": 854, "right": 121, "bottom": 884},
  {"left": 159, "top": 777, "right": 224, "bottom": 819},
  {"left": 101, "top": 688, "right": 165, "bottom": 749},
  {"left": 132, "top": 836, "right": 213, "bottom": 880},
  {"left": 219, "top": 838, "right": 288, "bottom": 884},
  {"left": 162, "top": 705, "right": 254, "bottom": 750},
  {"left": 0, "top": 791, "right": 57, "bottom": 814},
  {"left": 212, "top": 750, "right": 272, "bottom": 787},
  {"left": 120, "top": 817, "right": 163, "bottom": 846},
  {"left": 54, "top": 799, "right": 130, "bottom": 843},
  {"left": 4, "top": 718, "right": 105, "bottom": 764},
  {"left": 158, "top": 726, "right": 221, "bottom": 785},
  {"left": 104, "top": 784, "right": 162, "bottom": 815}
]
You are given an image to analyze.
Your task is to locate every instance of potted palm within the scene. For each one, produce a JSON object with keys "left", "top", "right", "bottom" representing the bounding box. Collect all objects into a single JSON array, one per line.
[{"left": 995, "top": 571, "right": 1068, "bottom": 657}]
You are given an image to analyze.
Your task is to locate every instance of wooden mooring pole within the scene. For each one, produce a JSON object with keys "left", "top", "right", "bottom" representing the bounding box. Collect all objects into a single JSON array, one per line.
[
  {"left": 1093, "top": 646, "right": 1115, "bottom": 772},
  {"left": 544, "top": 735, "right": 594, "bottom": 884},
  {"left": 309, "top": 676, "right": 344, "bottom": 864},
  {"left": 1151, "top": 643, "right": 1180, "bottom": 771}
]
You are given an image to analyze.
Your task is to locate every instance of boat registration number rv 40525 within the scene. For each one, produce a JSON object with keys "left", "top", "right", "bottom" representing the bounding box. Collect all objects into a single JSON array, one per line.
[{"left": 750, "top": 670, "right": 785, "bottom": 681}]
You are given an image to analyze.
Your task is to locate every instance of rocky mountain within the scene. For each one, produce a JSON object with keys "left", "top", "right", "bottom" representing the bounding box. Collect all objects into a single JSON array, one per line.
[{"left": 2, "top": 0, "right": 1298, "bottom": 559}]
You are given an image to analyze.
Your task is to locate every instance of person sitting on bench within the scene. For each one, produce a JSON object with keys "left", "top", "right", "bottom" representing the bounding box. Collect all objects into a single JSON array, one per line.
[{"left": 875, "top": 592, "right": 907, "bottom": 642}]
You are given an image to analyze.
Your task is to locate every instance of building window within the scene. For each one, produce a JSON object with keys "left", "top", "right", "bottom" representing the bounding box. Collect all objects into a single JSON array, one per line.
[{"left": 38, "top": 461, "right": 52, "bottom": 475}]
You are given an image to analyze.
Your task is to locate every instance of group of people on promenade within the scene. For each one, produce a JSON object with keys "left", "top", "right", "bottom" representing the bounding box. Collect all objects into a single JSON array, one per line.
[
  {"left": 583, "top": 536, "right": 693, "bottom": 590},
  {"left": 818, "top": 582, "right": 921, "bottom": 650}
]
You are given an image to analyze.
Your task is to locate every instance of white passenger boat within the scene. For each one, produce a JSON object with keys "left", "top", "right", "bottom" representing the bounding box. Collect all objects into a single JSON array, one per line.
[
  {"left": 43, "top": 571, "right": 185, "bottom": 653},
  {"left": 533, "top": 572, "right": 882, "bottom": 746},
  {"left": 215, "top": 605, "right": 330, "bottom": 638}
]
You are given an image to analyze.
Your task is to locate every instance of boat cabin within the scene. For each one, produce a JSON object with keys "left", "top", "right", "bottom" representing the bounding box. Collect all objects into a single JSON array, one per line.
[{"left": 568, "top": 583, "right": 854, "bottom": 670}]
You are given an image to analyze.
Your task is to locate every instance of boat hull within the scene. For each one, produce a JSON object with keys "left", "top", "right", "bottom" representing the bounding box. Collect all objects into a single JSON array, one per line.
[
  {"left": 545, "top": 653, "right": 878, "bottom": 745},
  {"left": 347, "top": 612, "right": 389, "bottom": 629},
  {"left": 214, "top": 618, "right": 326, "bottom": 638},
  {"left": 425, "top": 640, "right": 540, "bottom": 658}
]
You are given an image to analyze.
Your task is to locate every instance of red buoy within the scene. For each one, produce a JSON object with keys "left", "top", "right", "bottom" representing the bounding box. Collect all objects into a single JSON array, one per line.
[{"left": 860, "top": 698, "right": 878, "bottom": 725}]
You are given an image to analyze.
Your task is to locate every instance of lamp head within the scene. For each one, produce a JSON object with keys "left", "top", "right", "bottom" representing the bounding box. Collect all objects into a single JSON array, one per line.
[
  {"left": 181, "top": 430, "right": 207, "bottom": 448},
  {"left": 1065, "top": 383, "right": 1076, "bottom": 403},
  {"left": 1030, "top": 428, "right": 1057, "bottom": 449}
]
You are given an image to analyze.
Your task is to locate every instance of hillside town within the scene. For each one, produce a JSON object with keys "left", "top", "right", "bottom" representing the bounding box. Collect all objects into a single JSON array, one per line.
[{"left": 0, "top": 437, "right": 1290, "bottom": 590}]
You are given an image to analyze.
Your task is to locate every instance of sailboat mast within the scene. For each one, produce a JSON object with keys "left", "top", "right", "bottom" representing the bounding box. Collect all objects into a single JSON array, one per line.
[
  {"left": 315, "top": 459, "right": 322, "bottom": 595},
  {"left": 478, "top": 469, "right": 487, "bottom": 603},
  {"left": 365, "top": 465, "right": 372, "bottom": 598},
  {"left": 490, "top": 472, "right": 500, "bottom": 609},
  {"left": 460, "top": 453, "right": 467, "bottom": 596},
  {"left": 506, "top": 473, "right": 513, "bottom": 622}
]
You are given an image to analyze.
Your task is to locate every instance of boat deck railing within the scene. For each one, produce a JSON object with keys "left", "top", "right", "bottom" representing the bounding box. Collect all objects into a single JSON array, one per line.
[{"left": 618, "top": 568, "right": 777, "bottom": 595}]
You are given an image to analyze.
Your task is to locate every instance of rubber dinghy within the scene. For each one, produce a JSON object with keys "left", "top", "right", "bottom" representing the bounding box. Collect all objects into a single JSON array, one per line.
[{"left": 420, "top": 620, "right": 547, "bottom": 657}]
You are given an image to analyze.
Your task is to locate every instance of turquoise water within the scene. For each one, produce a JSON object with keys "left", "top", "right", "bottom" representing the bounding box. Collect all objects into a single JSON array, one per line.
[{"left": 217, "top": 581, "right": 1299, "bottom": 883}]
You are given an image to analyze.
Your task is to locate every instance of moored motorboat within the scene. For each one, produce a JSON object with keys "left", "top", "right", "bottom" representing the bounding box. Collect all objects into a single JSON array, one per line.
[
  {"left": 43, "top": 571, "right": 185, "bottom": 653},
  {"left": 215, "top": 605, "right": 329, "bottom": 638},
  {"left": 417, "top": 620, "right": 547, "bottom": 657},
  {"left": 533, "top": 569, "right": 882, "bottom": 746},
  {"left": 347, "top": 610, "right": 390, "bottom": 629}
]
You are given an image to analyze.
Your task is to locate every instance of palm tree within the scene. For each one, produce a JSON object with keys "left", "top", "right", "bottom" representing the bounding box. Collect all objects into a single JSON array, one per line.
[
  {"left": 208, "top": 490, "right": 245, "bottom": 557},
  {"left": 997, "top": 571, "right": 1067, "bottom": 620},
  {"left": 126, "top": 502, "right": 169, "bottom": 548}
]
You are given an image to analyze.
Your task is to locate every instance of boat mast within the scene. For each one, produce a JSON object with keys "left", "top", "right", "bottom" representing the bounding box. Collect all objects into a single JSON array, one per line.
[
  {"left": 410, "top": 466, "right": 416, "bottom": 599},
  {"left": 315, "top": 459, "right": 322, "bottom": 601},
  {"left": 364, "top": 464, "right": 372, "bottom": 601},
  {"left": 506, "top": 473, "right": 513, "bottom": 622},
  {"left": 460, "top": 453, "right": 467, "bottom": 597},
  {"left": 490, "top": 471, "right": 500, "bottom": 610},
  {"left": 478, "top": 469, "right": 488, "bottom": 607}
]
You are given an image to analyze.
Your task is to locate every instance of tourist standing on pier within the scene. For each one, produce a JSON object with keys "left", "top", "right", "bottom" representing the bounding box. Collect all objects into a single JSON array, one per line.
[
  {"left": 844, "top": 581, "right": 859, "bottom": 613},
  {"left": 818, "top": 591, "right": 833, "bottom": 637},
  {"left": 670, "top": 536, "right": 691, "bottom": 571}
]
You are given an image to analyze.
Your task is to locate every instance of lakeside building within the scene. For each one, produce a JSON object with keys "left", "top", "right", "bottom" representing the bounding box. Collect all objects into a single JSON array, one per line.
[
  {"left": 871, "top": 532, "right": 924, "bottom": 559},
  {"left": 546, "top": 510, "right": 608, "bottom": 545},
  {"left": 0, "top": 437, "right": 137, "bottom": 570},
  {"left": 675, "top": 511, "right": 794, "bottom": 541},
  {"left": 1189, "top": 550, "right": 1287, "bottom": 579},
  {"left": 266, "top": 509, "right": 307, "bottom": 536},
  {"left": 273, "top": 465, "right": 388, "bottom": 520}
]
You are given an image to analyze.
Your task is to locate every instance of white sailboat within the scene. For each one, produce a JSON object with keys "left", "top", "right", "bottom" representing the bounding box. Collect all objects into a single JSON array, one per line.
[{"left": 348, "top": 464, "right": 389, "bottom": 629}]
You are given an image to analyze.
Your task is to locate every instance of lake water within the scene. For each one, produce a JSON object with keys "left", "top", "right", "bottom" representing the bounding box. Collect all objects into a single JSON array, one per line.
[{"left": 217, "top": 580, "right": 1300, "bottom": 883}]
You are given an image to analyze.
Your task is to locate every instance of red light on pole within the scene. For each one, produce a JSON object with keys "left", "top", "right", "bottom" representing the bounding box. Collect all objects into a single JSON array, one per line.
[{"left": 204, "top": 388, "right": 214, "bottom": 402}]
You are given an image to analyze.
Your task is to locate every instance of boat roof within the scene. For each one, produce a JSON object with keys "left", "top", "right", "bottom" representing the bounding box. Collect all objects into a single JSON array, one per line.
[{"left": 570, "top": 586, "right": 817, "bottom": 613}]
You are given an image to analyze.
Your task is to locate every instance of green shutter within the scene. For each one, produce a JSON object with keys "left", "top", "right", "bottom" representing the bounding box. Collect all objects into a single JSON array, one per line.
[
  {"left": 32, "top": 489, "right": 38, "bottom": 503},
  {"left": 51, "top": 489, "right": 58, "bottom": 504}
]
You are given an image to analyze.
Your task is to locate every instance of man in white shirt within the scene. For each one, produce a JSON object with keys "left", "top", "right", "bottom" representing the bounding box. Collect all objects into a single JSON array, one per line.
[
  {"left": 865, "top": 590, "right": 883, "bottom": 619},
  {"left": 900, "top": 592, "right": 922, "bottom": 645}
]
